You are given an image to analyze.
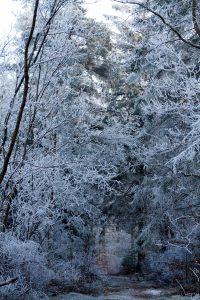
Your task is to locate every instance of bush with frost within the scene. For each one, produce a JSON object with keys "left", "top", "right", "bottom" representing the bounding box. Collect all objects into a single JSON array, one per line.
[{"left": 0, "top": 233, "right": 52, "bottom": 299}]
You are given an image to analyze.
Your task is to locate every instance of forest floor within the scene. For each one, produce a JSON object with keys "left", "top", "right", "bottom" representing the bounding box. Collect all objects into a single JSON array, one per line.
[{"left": 49, "top": 275, "right": 195, "bottom": 300}]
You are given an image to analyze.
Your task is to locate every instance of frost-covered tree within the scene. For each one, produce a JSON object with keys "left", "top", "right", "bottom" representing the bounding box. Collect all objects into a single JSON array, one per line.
[
  {"left": 0, "top": 0, "right": 120, "bottom": 297},
  {"left": 2, "top": 0, "right": 200, "bottom": 296},
  {"left": 111, "top": 0, "right": 200, "bottom": 286}
]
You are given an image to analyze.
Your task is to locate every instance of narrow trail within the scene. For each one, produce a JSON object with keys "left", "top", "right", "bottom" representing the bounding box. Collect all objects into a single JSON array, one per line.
[{"left": 50, "top": 275, "right": 192, "bottom": 299}]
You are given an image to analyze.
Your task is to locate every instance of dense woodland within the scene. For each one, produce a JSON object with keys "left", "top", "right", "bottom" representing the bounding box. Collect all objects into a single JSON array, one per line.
[{"left": 1, "top": 0, "right": 200, "bottom": 298}]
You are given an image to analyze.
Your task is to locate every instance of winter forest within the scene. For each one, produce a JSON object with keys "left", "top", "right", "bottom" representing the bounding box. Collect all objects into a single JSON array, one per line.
[{"left": 1, "top": 0, "right": 200, "bottom": 299}]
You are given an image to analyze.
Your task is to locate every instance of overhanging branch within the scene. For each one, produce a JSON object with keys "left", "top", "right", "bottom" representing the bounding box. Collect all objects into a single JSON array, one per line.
[{"left": 114, "top": 0, "right": 200, "bottom": 50}]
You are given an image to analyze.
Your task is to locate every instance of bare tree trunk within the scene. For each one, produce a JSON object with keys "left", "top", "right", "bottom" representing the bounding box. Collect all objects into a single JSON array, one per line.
[
  {"left": 0, "top": 0, "right": 40, "bottom": 184},
  {"left": 192, "top": 0, "right": 200, "bottom": 37}
]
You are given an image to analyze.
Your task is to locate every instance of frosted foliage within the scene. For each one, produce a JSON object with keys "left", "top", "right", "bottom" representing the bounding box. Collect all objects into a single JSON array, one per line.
[
  {"left": 1, "top": 0, "right": 200, "bottom": 297},
  {"left": 111, "top": 0, "right": 200, "bottom": 286},
  {"left": 120, "top": 0, "right": 200, "bottom": 173},
  {"left": 0, "top": 233, "right": 51, "bottom": 299},
  {"left": 0, "top": 0, "right": 130, "bottom": 297},
  {"left": 0, "top": 0, "right": 118, "bottom": 297}
]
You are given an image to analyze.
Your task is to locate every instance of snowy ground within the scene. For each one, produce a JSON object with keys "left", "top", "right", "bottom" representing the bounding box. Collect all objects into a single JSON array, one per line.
[
  {"left": 50, "top": 292, "right": 194, "bottom": 300},
  {"left": 49, "top": 276, "right": 197, "bottom": 300}
]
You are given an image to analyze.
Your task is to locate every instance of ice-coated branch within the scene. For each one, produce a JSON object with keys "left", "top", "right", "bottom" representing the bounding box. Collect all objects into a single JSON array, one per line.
[
  {"left": 114, "top": 0, "right": 200, "bottom": 50},
  {"left": 0, "top": 277, "right": 18, "bottom": 288}
]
